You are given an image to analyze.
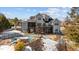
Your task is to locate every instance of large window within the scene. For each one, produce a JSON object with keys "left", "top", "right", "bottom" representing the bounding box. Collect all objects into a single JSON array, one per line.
[
  {"left": 55, "top": 29, "right": 59, "bottom": 33},
  {"left": 43, "top": 23, "right": 46, "bottom": 26},
  {"left": 37, "top": 23, "right": 41, "bottom": 26},
  {"left": 28, "top": 22, "right": 35, "bottom": 27},
  {"left": 55, "top": 23, "right": 59, "bottom": 25},
  {"left": 38, "top": 17, "right": 41, "bottom": 20}
]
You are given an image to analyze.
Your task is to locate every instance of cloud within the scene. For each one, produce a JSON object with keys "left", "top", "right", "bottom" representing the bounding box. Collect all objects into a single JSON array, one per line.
[
  {"left": 1, "top": 11, "right": 14, "bottom": 18},
  {"left": 14, "top": 8, "right": 26, "bottom": 11},
  {"left": 26, "top": 9, "right": 31, "bottom": 12},
  {"left": 0, "top": 7, "right": 70, "bottom": 21},
  {"left": 33, "top": 9, "right": 36, "bottom": 12},
  {"left": 13, "top": 8, "right": 31, "bottom": 12},
  {"left": 26, "top": 9, "right": 37, "bottom": 12},
  {"left": 47, "top": 8, "right": 65, "bottom": 16},
  {"left": 39, "top": 7, "right": 70, "bottom": 20}
]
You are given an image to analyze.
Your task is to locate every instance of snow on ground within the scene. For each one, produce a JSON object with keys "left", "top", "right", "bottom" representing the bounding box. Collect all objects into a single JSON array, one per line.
[
  {"left": 25, "top": 46, "right": 32, "bottom": 51},
  {"left": 42, "top": 35, "right": 58, "bottom": 51},
  {"left": 0, "top": 45, "right": 14, "bottom": 51},
  {"left": 0, "top": 34, "right": 59, "bottom": 51},
  {"left": 2, "top": 30, "right": 25, "bottom": 36},
  {"left": 0, "top": 30, "right": 25, "bottom": 39}
]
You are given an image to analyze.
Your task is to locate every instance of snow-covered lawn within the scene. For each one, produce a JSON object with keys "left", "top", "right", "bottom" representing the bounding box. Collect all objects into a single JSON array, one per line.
[
  {"left": 0, "top": 45, "right": 14, "bottom": 51},
  {"left": 42, "top": 35, "right": 58, "bottom": 51}
]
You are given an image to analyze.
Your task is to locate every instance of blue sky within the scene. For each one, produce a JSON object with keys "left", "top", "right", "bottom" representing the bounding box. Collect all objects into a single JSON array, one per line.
[{"left": 0, "top": 7, "right": 71, "bottom": 21}]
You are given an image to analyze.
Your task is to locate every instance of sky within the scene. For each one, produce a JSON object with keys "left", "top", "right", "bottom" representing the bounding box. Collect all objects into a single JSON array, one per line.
[{"left": 0, "top": 7, "right": 71, "bottom": 21}]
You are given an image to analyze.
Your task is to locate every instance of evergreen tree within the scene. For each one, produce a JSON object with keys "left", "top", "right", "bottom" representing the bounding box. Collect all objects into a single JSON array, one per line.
[
  {"left": 0, "top": 13, "right": 11, "bottom": 32},
  {"left": 64, "top": 7, "right": 79, "bottom": 43}
]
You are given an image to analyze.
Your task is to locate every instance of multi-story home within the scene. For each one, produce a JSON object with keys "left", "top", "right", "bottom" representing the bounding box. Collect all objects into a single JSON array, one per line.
[{"left": 21, "top": 13, "right": 61, "bottom": 34}]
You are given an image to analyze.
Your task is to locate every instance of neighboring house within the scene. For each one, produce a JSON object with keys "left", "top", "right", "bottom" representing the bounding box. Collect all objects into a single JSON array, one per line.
[{"left": 21, "top": 13, "right": 61, "bottom": 34}]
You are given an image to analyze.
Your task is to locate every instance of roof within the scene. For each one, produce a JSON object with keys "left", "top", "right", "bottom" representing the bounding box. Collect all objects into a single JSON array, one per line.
[
  {"left": 53, "top": 18, "right": 61, "bottom": 23},
  {"left": 27, "top": 16, "right": 36, "bottom": 22},
  {"left": 27, "top": 13, "right": 54, "bottom": 23},
  {"left": 43, "top": 17, "right": 53, "bottom": 23},
  {"left": 27, "top": 19, "right": 36, "bottom": 22}
]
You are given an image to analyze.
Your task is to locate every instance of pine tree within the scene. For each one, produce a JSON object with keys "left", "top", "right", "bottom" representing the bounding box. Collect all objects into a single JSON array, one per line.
[
  {"left": 0, "top": 13, "right": 11, "bottom": 32},
  {"left": 64, "top": 7, "right": 79, "bottom": 43}
]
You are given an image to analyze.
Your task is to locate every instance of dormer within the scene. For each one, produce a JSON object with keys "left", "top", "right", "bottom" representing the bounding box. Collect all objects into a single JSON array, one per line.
[{"left": 53, "top": 18, "right": 60, "bottom": 25}]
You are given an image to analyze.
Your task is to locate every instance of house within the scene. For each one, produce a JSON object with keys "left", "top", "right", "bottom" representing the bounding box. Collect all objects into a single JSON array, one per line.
[{"left": 21, "top": 13, "right": 61, "bottom": 34}]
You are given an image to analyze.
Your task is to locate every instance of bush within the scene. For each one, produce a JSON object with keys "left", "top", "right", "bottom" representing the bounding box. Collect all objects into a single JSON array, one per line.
[
  {"left": 30, "top": 39, "right": 44, "bottom": 51},
  {"left": 0, "top": 13, "right": 11, "bottom": 32},
  {"left": 14, "top": 41, "right": 25, "bottom": 51}
]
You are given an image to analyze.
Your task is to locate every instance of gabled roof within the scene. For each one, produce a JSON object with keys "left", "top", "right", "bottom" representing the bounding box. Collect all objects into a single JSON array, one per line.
[
  {"left": 27, "top": 19, "right": 36, "bottom": 22},
  {"left": 27, "top": 16, "right": 36, "bottom": 22},
  {"left": 52, "top": 18, "right": 61, "bottom": 23},
  {"left": 27, "top": 13, "right": 54, "bottom": 23},
  {"left": 43, "top": 17, "right": 53, "bottom": 23}
]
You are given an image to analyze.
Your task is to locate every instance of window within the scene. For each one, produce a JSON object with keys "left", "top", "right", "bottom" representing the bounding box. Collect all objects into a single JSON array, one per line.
[
  {"left": 55, "top": 29, "right": 58, "bottom": 33},
  {"left": 55, "top": 23, "right": 59, "bottom": 25},
  {"left": 43, "top": 23, "right": 46, "bottom": 26},
  {"left": 38, "top": 17, "right": 41, "bottom": 20},
  {"left": 37, "top": 23, "right": 41, "bottom": 26}
]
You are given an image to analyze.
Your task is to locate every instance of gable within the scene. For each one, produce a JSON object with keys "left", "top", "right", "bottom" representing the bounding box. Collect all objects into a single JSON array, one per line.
[{"left": 27, "top": 13, "right": 58, "bottom": 24}]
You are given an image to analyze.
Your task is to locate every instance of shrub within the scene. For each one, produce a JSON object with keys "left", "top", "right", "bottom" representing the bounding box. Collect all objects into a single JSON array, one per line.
[{"left": 14, "top": 41, "right": 25, "bottom": 51}]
